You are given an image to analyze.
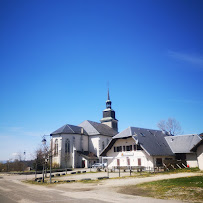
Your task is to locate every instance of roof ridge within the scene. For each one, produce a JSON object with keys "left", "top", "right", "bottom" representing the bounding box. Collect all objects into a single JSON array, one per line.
[
  {"left": 67, "top": 124, "right": 75, "bottom": 133},
  {"left": 61, "top": 124, "right": 67, "bottom": 131},
  {"left": 130, "top": 126, "right": 161, "bottom": 132},
  {"left": 86, "top": 120, "right": 100, "bottom": 135}
]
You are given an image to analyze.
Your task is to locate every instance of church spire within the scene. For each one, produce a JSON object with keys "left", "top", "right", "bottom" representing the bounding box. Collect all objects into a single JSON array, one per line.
[
  {"left": 107, "top": 88, "right": 110, "bottom": 100},
  {"left": 106, "top": 88, "right": 112, "bottom": 109}
]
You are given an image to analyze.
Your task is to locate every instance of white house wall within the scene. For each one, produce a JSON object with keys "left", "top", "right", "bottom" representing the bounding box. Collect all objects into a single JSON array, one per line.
[
  {"left": 105, "top": 138, "right": 149, "bottom": 168},
  {"left": 197, "top": 144, "right": 203, "bottom": 170}
]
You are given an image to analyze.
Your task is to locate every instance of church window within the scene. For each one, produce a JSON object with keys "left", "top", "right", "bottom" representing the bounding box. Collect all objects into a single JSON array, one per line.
[
  {"left": 54, "top": 139, "right": 58, "bottom": 156},
  {"left": 65, "top": 139, "right": 70, "bottom": 153},
  {"left": 73, "top": 136, "right": 75, "bottom": 143},
  {"left": 102, "top": 141, "right": 105, "bottom": 150}
]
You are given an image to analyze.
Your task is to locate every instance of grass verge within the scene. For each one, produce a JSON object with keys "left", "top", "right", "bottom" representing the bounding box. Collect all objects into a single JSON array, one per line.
[{"left": 118, "top": 175, "right": 203, "bottom": 203}]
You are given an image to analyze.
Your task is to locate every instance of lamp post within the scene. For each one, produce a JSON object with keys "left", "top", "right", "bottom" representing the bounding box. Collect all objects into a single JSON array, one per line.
[
  {"left": 42, "top": 137, "right": 46, "bottom": 183},
  {"left": 41, "top": 135, "right": 52, "bottom": 183}
]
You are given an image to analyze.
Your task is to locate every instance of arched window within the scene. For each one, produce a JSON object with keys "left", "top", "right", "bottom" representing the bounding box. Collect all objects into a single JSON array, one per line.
[
  {"left": 102, "top": 141, "right": 105, "bottom": 150},
  {"left": 54, "top": 139, "right": 58, "bottom": 156},
  {"left": 65, "top": 139, "right": 70, "bottom": 153}
]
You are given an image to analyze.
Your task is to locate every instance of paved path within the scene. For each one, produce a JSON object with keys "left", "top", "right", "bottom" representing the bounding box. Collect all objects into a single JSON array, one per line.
[{"left": 0, "top": 172, "right": 202, "bottom": 203}]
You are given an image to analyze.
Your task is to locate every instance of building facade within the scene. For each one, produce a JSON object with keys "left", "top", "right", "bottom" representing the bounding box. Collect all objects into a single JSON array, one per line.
[{"left": 101, "top": 128, "right": 202, "bottom": 170}]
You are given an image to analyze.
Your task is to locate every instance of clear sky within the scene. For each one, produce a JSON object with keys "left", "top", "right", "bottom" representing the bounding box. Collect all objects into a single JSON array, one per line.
[{"left": 0, "top": 0, "right": 202, "bottom": 161}]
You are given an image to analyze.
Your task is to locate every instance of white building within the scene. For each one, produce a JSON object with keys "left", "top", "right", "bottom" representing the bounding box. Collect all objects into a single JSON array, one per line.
[
  {"left": 100, "top": 128, "right": 202, "bottom": 170},
  {"left": 101, "top": 127, "right": 175, "bottom": 169},
  {"left": 50, "top": 91, "right": 118, "bottom": 168},
  {"left": 165, "top": 134, "right": 202, "bottom": 168},
  {"left": 191, "top": 139, "right": 203, "bottom": 170}
]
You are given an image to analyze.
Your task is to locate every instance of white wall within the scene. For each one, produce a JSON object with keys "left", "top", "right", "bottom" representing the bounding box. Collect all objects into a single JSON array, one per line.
[
  {"left": 106, "top": 138, "right": 149, "bottom": 168},
  {"left": 89, "top": 135, "right": 111, "bottom": 159},
  {"left": 89, "top": 136, "right": 99, "bottom": 157},
  {"left": 51, "top": 133, "right": 88, "bottom": 168},
  {"left": 197, "top": 144, "right": 203, "bottom": 170}
]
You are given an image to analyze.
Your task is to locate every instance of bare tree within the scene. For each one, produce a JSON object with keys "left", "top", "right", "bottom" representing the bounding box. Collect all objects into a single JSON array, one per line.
[{"left": 157, "top": 118, "right": 182, "bottom": 136}]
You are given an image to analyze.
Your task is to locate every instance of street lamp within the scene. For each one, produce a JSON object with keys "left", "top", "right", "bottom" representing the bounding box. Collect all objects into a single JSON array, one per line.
[
  {"left": 41, "top": 135, "right": 52, "bottom": 183},
  {"left": 42, "top": 138, "right": 46, "bottom": 145},
  {"left": 41, "top": 136, "right": 46, "bottom": 183}
]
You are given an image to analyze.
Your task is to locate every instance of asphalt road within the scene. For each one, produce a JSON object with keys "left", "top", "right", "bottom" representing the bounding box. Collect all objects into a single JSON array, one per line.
[{"left": 0, "top": 176, "right": 107, "bottom": 203}]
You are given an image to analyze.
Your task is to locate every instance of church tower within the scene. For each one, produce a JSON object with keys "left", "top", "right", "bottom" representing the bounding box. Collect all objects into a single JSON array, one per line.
[{"left": 100, "top": 89, "right": 118, "bottom": 132}]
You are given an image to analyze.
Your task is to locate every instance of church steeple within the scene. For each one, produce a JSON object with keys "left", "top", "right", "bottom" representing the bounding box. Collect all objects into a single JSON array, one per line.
[
  {"left": 100, "top": 89, "right": 118, "bottom": 132},
  {"left": 106, "top": 88, "right": 112, "bottom": 109}
]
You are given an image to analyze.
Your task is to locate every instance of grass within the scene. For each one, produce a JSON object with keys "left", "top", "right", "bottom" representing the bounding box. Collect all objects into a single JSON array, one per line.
[
  {"left": 160, "top": 167, "right": 201, "bottom": 174},
  {"left": 119, "top": 175, "right": 203, "bottom": 203}
]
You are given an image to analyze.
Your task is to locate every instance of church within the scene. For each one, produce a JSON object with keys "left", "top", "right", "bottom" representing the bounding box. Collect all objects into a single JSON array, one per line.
[{"left": 50, "top": 90, "right": 118, "bottom": 168}]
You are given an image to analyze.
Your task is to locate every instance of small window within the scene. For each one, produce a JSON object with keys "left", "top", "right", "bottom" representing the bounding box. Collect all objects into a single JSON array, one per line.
[
  {"left": 138, "top": 158, "right": 141, "bottom": 166},
  {"left": 123, "top": 146, "right": 126, "bottom": 151},
  {"left": 114, "top": 147, "right": 116, "bottom": 152},
  {"left": 126, "top": 145, "right": 132, "bottom": 151},
  {"left": 134, "top": 145, "right": 136, "bottom": 151}
]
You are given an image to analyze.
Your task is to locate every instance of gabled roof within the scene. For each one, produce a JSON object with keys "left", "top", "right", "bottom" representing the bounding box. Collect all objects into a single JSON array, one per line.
[
  {"left": 51, "top": 124, "right": 87, "bottom": 135},
  {"left": 191, "top": 139, "right": 203, "bottom": 152},
  {"left": 79, "top": 120, "right": 117, "bottom": 137},
  {"left": 101, "top": 127, "right": 174, "bottom": 156},
  {"left": 165, "top": 134, "right": 202, "bottom": 153}
]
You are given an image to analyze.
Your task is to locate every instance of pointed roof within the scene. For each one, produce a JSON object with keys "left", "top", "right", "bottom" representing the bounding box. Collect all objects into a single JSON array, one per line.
[
  {"left": 107, "top": 88, "right": 110, "bottom": 100},
  {"left": 51, "top": 124, "right": 87, "bottom": 135},
  {"left": 79, "top": 120, "right": 117, "bottom": 137}
]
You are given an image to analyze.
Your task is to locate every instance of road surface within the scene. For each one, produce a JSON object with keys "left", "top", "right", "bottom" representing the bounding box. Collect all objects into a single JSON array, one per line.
[{"left": 0, "top": 172, "right": 201, "bottom": 203}]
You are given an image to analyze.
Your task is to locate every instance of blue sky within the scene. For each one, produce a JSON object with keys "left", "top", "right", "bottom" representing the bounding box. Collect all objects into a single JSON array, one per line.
[{"left": 0, "top": 0, "right": 202, "bottom": 161}]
